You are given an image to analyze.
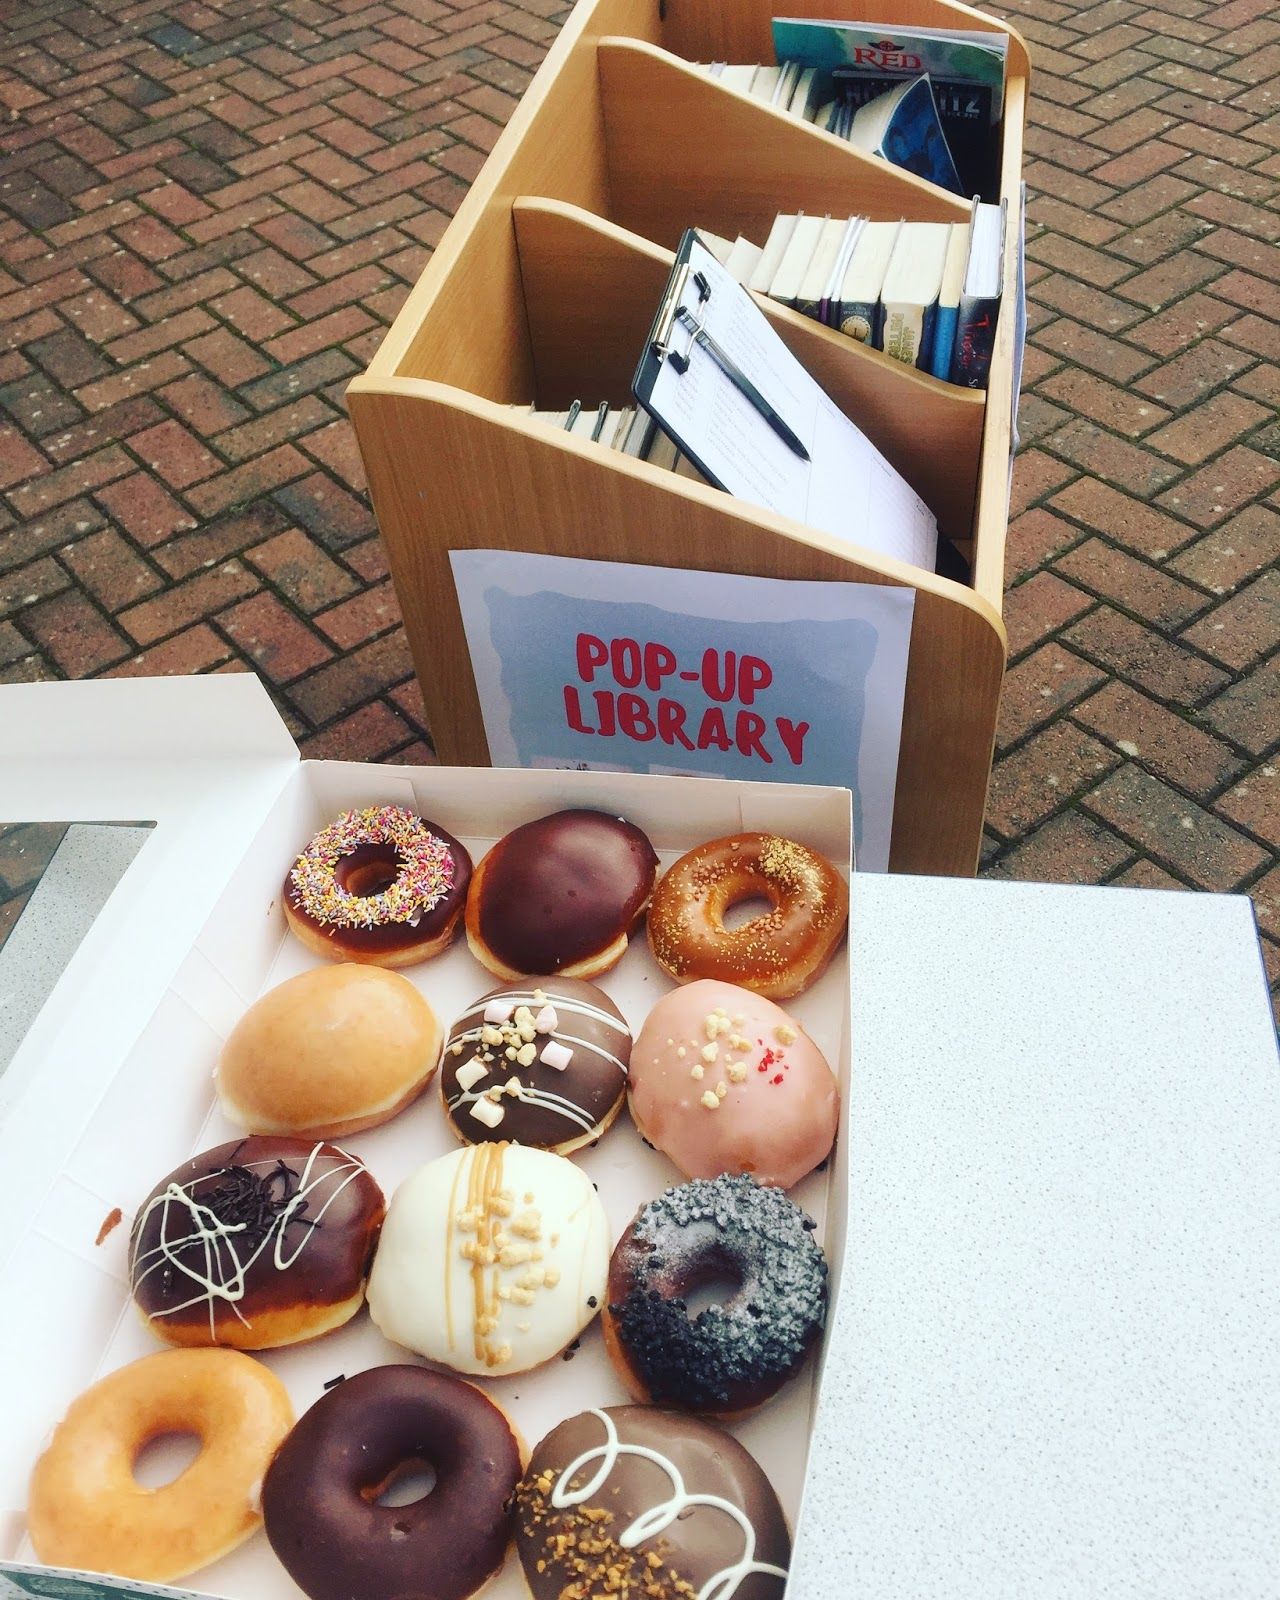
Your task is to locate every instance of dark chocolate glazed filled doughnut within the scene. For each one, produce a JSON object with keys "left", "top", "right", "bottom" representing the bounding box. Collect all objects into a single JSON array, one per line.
[
  {"left": 466, "top": 809, "right": 659, "bottom": 981},
  {"left": 129, "top": 1136, "right": 385, "bottom": 1349},
  {"left": 262, "top": 1365, "right": 524, "bottom": 1600},
  {"left": 284, "top": 805, "right": 472, "bottom": 968},
  {"left": 603, "top": 1173, "right": 828, "bottom": 1418},
  {"left": 440, "top": 977, "right": 632, "bottom": 1153},
  {"left": 515, "top": 1405, "right": 789, "bottom": 1600}
]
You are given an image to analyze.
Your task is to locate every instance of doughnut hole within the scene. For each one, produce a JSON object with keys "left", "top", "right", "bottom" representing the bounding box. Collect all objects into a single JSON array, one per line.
[
  {"left": 368, "top": 1458, "right": 438, "bottom": 1510},
  {"left": 336, "top": 844, "right": 404, "bottom": 899},
  {"left": 132, "top": 1430, "right": 203, "bottom": 1490},
  {"left": 719, "top": 894, "right": 776, "bottom": 933}
]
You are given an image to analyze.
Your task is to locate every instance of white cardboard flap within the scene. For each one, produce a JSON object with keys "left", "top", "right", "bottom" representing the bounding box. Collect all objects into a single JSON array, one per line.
[{"left": 0, "top": 677, "right": 300, "bottom": 1246}]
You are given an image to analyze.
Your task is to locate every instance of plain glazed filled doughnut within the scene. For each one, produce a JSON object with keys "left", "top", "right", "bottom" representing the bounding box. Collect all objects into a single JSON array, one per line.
[
  {"left": 603, "top": 1173, "right": 828, "bottom": 1419},
  {"left": 284, "top": 805, "right": 471, "bottom": 967},
  {"left": 628, "top": 980, "right": 839, "bottom": 1189},
  {"left": 129, "top": 1136, "right": 386, "bottom": 1349},
  {"left": 27, "top": 1348, "right": 293, "bottom": 1583},
  {"left": 439, "top": 977, "right": 632, "bottom": 1155},
  {"left": 367, "top": 1143, "right": 609, "bottom": 1375},
  {"left": 647, "top": 833, "right": 848, "bottom": 999},
  {"left": 466, "top": 809, "right": 659, "bottom": 981},
  {"left": 515, "top": 1405, "right": 789, "bottom": 1600},
  {"left": 216, "top": 964, "right": 442, "bottom": 1138},
  {"left": 262, "top": 1365, "right": 524, "bottom": 1600}
]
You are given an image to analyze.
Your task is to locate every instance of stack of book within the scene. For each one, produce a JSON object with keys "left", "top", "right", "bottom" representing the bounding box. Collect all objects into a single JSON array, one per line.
[
  {"left": 508, "top": 403, "right": 710, "bottom": 481},
  {"left": 699, "top": 202, "right": 1004, "bottom": 389},
  {"left": 700, "top": 17, "right": 1008, "bottom": 201}
]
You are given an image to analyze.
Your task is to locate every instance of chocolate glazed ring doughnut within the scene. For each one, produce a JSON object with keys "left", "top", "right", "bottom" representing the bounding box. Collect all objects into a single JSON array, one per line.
[
  {"left": 262, "top": 1365, "right": 525, "bottom": 1600},
  {"left": 284, "top": 805, "right": 472, "bottom": 968},
  {"left": 603, "top": 1173, "right": 828, "bottom": 1420}
]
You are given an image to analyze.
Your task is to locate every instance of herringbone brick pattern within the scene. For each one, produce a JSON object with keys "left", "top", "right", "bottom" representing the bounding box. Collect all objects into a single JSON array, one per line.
[
  {"left": 987, "top": 0, "right": 1279, "bottom": 1016},
  {"left": 0, "top": 0, "right": 1276, "bottom": 1014}
]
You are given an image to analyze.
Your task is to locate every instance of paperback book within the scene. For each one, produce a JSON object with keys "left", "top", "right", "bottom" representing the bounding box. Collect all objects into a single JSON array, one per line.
[{"left": 772, "top": 17, "right": 1008, "bottom": 199}]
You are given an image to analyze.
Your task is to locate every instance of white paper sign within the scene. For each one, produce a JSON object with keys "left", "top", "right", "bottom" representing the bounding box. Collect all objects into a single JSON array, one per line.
[{"left": 449, "top": 550, "right": 915, "bottom": 871}]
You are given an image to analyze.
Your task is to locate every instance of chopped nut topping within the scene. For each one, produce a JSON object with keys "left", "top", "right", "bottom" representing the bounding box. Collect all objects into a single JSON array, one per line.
[
  {"left": 715, "top": 1081, "right": 727, "bottom": 1098},
  {"left": 775, "top": 1023, "right": 797, "bottom": 1045},
  {"left": 727, "top": 1062, "right": 748, "bottom": 1082},
  {"left": 700, "top": 1090, "right": 720, "bottom": 1110},
  {"left": 700, "top": 1042, "right": 718, "bottom": 1064},
  {"left": 690, "top": 1064, "right": 705, "bottom": 1081}
]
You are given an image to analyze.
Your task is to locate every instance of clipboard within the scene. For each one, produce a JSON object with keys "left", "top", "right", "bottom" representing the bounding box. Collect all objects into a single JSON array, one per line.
[
  {"left": 631, "top": 229, "right": 940, "bottom": 573},
  {"left": 632, "top": 228, "right": 809, "bottom": 491}
]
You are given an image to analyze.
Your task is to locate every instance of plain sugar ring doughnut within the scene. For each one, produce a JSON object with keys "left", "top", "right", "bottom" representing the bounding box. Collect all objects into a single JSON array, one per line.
[
  {"left": 647, "top": 833, "right": 849, "bottom": 999},
  {"left": 27, "top": 1348, "right": 293, "bottom": 1583},
  {"left": 262, "top": 1365, "right": 525, "bottom": 1600}
]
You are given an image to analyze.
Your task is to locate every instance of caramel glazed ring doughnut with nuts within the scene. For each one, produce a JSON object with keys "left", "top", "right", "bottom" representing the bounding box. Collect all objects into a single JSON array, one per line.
[
  {"left": 647, "top": 833, "right": 849, "bottom": 1000},
  {"left": 27, "top": 1348, "right": 293, "bottom": 1584}
]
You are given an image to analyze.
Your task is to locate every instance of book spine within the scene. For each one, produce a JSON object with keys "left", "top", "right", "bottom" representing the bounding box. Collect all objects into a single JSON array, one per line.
[
  {"left": 837, "top": 299, "right": 880, "bottom": 344},
  {"left": 881, "top": 302, "right": 925, "bottom": 366},
  {"left": 950, "top": 293, "right": 999, "bottom": 388},
  {"left": 930, "top": 303, "right": 959, "bottom": 381}
]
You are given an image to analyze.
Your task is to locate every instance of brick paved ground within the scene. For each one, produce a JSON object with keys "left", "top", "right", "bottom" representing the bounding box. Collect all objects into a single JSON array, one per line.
[{"left": 0, "top": 0, "right": 1276, "bottom": 1014}]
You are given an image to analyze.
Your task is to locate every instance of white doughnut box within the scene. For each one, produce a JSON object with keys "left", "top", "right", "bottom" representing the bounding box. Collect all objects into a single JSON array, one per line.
[
  {"left": 0, "top": 673, "right": 854, "bottom": 1600},
  {"left": 6, "top": 674, "right": 1280, "bottom": 1600}
]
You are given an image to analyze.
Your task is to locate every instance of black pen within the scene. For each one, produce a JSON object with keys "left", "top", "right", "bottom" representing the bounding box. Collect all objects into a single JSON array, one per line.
[{"left": 674, "top": 306, "right": 811, "bottom": 462}]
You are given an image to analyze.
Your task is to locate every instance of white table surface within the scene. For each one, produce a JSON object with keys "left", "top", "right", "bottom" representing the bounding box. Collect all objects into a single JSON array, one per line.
[{"left": 793, "top": 873, "right": 1279, "bottom": 1599}]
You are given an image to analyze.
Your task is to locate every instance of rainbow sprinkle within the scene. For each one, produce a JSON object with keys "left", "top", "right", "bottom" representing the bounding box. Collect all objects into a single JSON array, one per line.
[{"left": 289, "top": 806, "right": 455, "bottom": 930}]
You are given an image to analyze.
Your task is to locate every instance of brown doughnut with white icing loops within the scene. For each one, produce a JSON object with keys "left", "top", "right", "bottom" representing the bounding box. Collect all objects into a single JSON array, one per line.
[
  {"left": 262, "top": 1365, "right": 524, "bottom": 1600},
  {"left": 515, "top": 1404, "right": 789, "bottom": 1600}
]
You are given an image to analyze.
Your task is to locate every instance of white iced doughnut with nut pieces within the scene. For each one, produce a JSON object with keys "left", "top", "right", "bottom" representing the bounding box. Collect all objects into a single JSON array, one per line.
[{"left": 367, "top": 1143, "right": 609, "bottom": 1376}]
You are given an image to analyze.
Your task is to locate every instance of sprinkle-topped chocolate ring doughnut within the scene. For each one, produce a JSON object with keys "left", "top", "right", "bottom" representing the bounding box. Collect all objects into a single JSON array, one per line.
[{"left": 284, "top": 805, "right": 472, "bottom": 967}]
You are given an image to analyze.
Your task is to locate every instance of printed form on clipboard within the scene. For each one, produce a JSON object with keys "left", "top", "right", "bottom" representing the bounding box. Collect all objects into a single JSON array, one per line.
[{"left": 633, "top": 230, "right": 939, "bottom": 573}]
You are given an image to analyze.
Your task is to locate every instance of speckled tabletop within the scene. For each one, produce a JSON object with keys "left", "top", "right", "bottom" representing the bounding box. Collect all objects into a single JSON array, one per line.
[{"left": 794, "top": 873, "right": 1279, "bottom": 1599}]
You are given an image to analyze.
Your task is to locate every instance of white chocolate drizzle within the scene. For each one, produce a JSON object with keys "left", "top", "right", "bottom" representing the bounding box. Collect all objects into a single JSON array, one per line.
[
  {"left": 131, "top": 1145, "right": 367, "bottom": 1341},
  {"left": 445, "top": 988, "right": 629, "bottom": 1134},
  {"left": 552, "top": 1409, "right": 788, "bottom": 1600}
]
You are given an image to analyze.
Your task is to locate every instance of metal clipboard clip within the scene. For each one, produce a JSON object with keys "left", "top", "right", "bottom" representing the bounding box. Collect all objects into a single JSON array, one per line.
[{"left": 653, "top": 266, "right": 810, "bottom": 461}]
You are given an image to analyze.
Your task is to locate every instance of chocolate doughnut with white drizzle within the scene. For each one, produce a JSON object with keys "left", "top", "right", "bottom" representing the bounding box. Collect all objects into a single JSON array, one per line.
[
  {"left": 129, "top": 1136, "right": 385, "bottom": 1349},
  {"left": 440, "top": 977, "right": 632, "bottom": 1154},
  {"left": 515, "top": 1405, "right": 789, "bottom": 1600}
]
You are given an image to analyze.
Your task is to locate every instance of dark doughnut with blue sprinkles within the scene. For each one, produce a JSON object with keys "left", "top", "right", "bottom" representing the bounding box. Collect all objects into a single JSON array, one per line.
[{"left": 603, "top": 1172, "right": 828, "bottom": 1417}]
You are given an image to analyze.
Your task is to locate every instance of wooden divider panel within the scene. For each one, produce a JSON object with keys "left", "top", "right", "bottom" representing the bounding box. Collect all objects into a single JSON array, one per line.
[
  {"left": 598, "top": 39, "right": 968, "bottom": 250},
  {"left": 512, "top": 197, "right": 984, "bottom": 543}
]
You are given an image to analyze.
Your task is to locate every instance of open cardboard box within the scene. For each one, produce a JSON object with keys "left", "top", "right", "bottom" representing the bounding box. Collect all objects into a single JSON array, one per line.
[{"left": 0, "top": 675, "right": 853, "bottom": 1600}]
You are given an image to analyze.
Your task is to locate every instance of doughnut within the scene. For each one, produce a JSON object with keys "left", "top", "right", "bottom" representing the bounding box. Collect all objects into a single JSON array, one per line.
[
  {"left": 515, "top": 1405, "right": 789, "bottom": 1600},
  {"left": 466, "top": 808, "right": 658, "bottom": 981},
  {"left": 647, "top": 833, "right": 848, "bottom": 999},
  {"left": 216, "top": 964, "right": 442, "bottom": 1138},
  {"left": 262, "top": 1365, "right": 524, "bottom": 1600},
  {"left": 129, "top": 1136, "right": 386, "bottom": 1349},
  {"left": 628, "top": 980, "right": 838, "bottom": 1189},
  {"left": 603, "top": 1173, "right": 827, "bottom": 1418},
  {"left": 27, "top": 1348, "right": 292, "bottom": 1583},
  {"left": 440, "top": 977, "right": 632, "bottom": 1155},
  {"left": 367, "top": 1143, "right": 609, "bottom": 1375},
  {"left": 284, "top": 805, "right": 471, "bottom": 967}
]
